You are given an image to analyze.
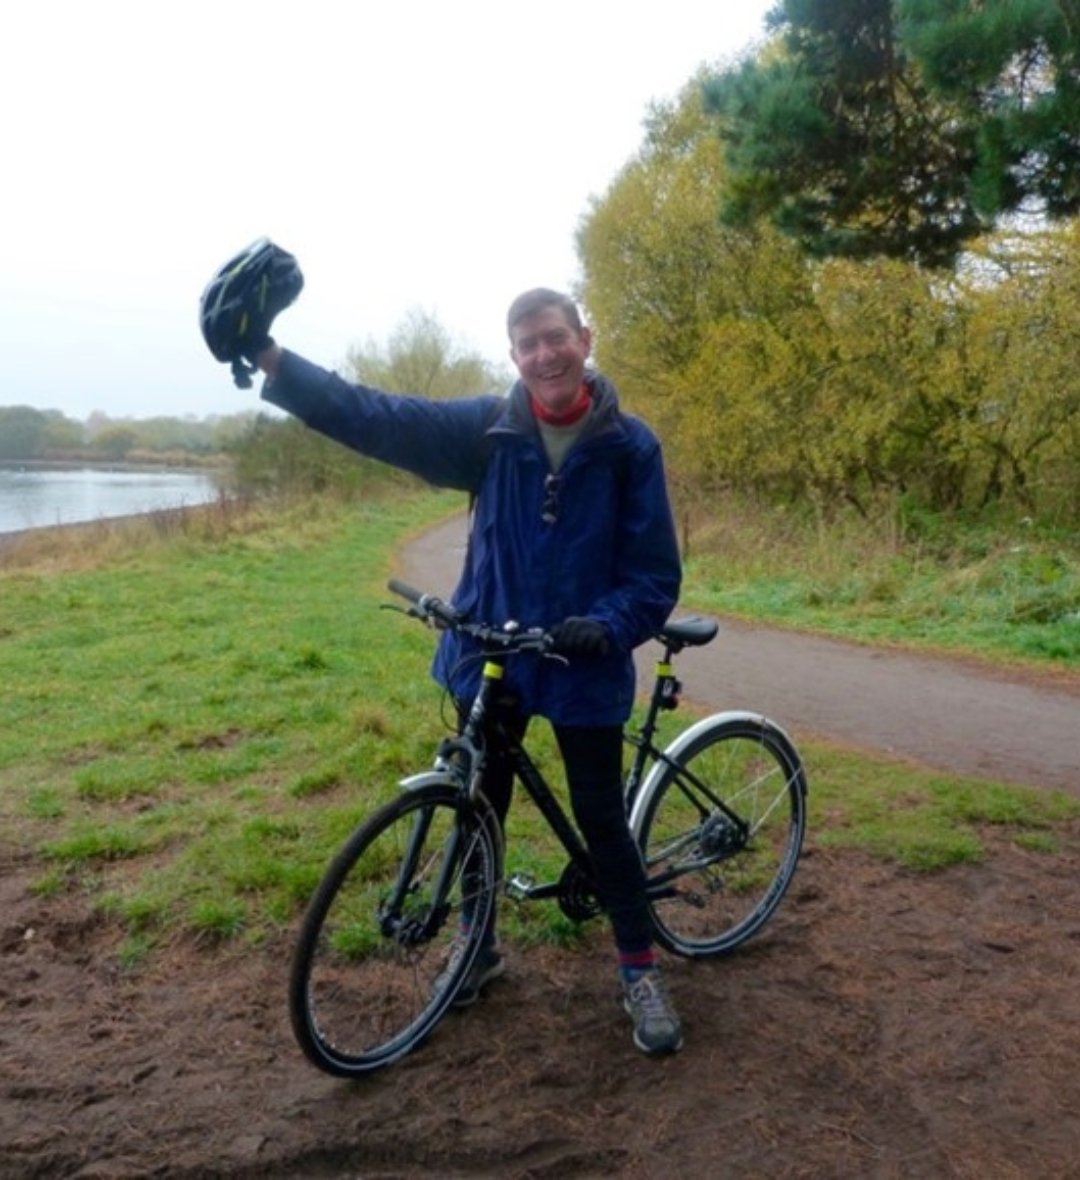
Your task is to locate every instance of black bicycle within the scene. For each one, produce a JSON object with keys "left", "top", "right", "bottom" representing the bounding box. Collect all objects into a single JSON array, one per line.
[{"left": 289, "top": 580, "right": 808, "bottom": 1076}]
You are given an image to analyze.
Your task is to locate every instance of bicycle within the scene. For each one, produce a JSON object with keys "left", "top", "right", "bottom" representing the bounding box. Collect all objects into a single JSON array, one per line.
[{"left": 289, "top": 579, "right": 808, "bottom": 1077}]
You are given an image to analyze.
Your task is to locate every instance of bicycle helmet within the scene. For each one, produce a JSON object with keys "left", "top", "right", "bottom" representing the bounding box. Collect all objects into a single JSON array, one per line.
[{"left": 199, "top": 238, "right": 304, "bottom": 388}]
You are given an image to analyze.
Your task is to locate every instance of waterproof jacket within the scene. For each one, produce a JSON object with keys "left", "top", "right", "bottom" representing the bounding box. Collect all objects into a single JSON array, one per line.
[{"left": 263, "top": 351, "right": 681, "bottom": 725}]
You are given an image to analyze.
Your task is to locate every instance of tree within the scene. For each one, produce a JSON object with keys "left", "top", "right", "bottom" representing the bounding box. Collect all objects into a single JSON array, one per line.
[
  {"left": 39, "top": 410, "right": 84, "bottom": 455},
  {"left": 707, "top": 0, "right": 1080, "bottom": 268},
  {"left": 946, "top": 222, "right": 1080, "bottom": 512},
  {"left": 578, "top": 78, "right": 737, "bottom": 386},
  {"left": 229, "top": 311, "right": 502, "bottom": 498},
  {"left": 0, "top": 406, "right": 50, "bottom": 459},
  {"left": 577, "top": 77, "right": 822, "bottom": 487},
  {"left": 345, "top": 309, "right": 509, "bottom": 398},
  {"left": 579, "top": 50, "right": 1080, "bottom": 520},
  {"left": 91, "top": 426, "right": 138, "bottom": 461}
]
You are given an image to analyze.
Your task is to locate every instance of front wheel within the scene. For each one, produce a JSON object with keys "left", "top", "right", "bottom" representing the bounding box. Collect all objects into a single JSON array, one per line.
[
  {"left": 288, "top": 781, "right": 501, "bottom": 1076},
  {"left": 633, "top": 714, "right": 807, "bottom": 958}
]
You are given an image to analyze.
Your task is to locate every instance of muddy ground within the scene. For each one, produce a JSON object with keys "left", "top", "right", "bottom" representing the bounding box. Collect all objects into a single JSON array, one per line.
[
  {"left": 2, "top": 516, "right": 1079, "bottom": 1178},
  {"left": 4, "top": 827, "right": 1080, "bottom": 1179}
]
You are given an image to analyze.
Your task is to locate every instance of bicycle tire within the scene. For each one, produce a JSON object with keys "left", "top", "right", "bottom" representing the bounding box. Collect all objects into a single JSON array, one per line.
[
  {"left": 288, "top": 780, "right": 501, "bottom": 1076},
  {"left": 632, "top": 713, "right": 807, "bottom": 958}
]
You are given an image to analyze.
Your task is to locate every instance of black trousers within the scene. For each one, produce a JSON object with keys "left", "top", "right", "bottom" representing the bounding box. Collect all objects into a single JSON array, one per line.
[{"left": 474, "top": 705, "right": 653, "bottom": 957}]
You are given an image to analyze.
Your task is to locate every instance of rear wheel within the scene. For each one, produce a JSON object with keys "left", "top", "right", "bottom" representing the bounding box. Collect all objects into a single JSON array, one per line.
[
  {"left": 289, "top": 782, "right": 501, "bottom": 1076},
  {"left": 635, "top": 716, "right": 806, "bottom": 958}
]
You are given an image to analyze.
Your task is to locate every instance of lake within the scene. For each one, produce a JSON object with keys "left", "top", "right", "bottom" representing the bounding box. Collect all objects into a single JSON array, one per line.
[{"left": 0, "top": 465, "right": 222, "bottom": 535}]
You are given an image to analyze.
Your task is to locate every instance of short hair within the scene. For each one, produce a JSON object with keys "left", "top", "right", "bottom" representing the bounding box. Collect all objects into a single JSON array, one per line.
[{"left": 506, "top": 288, "right": 584, "bottom": 339}]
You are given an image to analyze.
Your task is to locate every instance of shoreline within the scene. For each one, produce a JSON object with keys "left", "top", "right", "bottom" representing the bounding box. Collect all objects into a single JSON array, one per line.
[
  {"left": 0, "top": 458, "right": 223, "bottom": 473},
  {"left": 0, "top": 467, "right": 225, "bottom": 542},
  {"left": 0, "top": 503, "right": 224, "bottom": 559}
]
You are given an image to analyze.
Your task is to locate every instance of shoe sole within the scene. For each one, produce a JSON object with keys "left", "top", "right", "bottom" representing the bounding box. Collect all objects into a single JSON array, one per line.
[{"left": 631, "top": 1029, "right": 685, "bottom": 1056}]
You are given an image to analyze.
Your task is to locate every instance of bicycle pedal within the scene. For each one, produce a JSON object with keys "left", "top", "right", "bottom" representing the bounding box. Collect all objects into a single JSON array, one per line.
[{"left": 505, "top": 872, "right": 537, "bottom": 900}]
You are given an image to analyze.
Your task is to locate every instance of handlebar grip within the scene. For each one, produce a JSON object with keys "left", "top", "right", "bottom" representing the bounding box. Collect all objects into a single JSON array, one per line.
[
  {"left": 387, "top": 578, "right": 423, "bottom": 604},
  {"left": 387, "top": 579, "right": 461, "bottom": 628}
]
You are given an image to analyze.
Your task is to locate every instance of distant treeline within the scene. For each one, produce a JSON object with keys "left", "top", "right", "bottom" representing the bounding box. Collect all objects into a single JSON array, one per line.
[
  {"left": 0, "top": 405, "right": 255, "bottom": 465},
  {"left": 3, "top": 311, "right": 509, "bottom": 502}
]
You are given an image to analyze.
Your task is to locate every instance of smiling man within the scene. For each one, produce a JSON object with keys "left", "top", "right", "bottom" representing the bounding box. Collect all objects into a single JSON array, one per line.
[
  {"left": 201, "top": 248, "right": 684, "bottom": 1055},
  {"left": 507, "top": 289, "right": 592, "bottom": 416}
]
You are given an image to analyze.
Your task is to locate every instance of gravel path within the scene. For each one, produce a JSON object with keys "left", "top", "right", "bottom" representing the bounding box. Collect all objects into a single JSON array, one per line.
[{"left": 395, "top": 514, "right": 1080, "bottom": 794}]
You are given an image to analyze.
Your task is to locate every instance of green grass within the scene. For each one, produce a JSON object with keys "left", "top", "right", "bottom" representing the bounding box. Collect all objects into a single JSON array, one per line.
[
  {"left": 1, "top": 491, "right": 457, "bottom": 958},
  {"left": 1, "top": 487, "right": 1077, "bottom": 965},
  {"left": 681, "top": 498, "right": 1080, "bottom": 669},
  {"left": 804, "top": 745, "right": 1077, "bottom": 869}
]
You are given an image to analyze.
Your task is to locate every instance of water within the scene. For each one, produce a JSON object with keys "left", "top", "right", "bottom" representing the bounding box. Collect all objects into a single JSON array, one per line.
[{"left": 0, "top": 465, "right": 222, "bottom": 535}]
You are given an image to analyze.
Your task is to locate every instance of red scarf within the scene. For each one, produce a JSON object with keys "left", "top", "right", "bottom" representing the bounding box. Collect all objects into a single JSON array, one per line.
[{"left": 529, "top": 384, "right": 591, "bottom": 426}]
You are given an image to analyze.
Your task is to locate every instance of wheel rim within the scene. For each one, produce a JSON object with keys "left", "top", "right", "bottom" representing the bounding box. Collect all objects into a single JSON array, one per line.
[
  {"left": 643, "top": 726, "right": 804, "bottom": 955},
  {"left": 296, "top": 794, "right": 498, "bottom": 1072}
]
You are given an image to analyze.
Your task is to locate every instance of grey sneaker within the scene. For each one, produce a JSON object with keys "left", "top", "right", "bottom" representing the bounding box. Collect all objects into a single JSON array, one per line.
[
  {"left": 622, "top": 968, "right": 684, "bottom": 1056},
  {"left": 436, "top": 935, "right": 505, "bottom": 1008}
]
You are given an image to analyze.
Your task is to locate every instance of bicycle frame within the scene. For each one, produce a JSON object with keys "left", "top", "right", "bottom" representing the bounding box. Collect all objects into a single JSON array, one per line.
[
  {"left": 435, "top": 648, "right": 600, "bottom": 902},
  {"left": 396, "top": 633, "right": 753, "bottom": 914},
  {"left": 385, "top": 581, "right": 784, "bottom": 926},
  {"left": 289, "top": 584, "right": 808, "bottom": 1077}
]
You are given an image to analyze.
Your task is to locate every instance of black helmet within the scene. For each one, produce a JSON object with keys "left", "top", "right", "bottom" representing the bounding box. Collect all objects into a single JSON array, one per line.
[{"left": 199, "top": 238, "right": 304, "bottom": 388}]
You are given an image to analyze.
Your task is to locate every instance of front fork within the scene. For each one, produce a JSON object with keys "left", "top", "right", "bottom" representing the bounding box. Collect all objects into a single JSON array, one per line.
[{"left": 377, "top": 801, "right": 455, "bottom": 944}]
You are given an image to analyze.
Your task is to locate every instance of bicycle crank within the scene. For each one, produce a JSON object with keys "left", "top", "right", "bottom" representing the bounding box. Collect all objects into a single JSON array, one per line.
[{"left": 556, "top": 863, "right": 603, "bottom": 922}]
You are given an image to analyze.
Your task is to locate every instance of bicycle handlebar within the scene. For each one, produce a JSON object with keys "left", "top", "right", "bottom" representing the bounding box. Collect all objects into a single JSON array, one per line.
[
  {"left": 387, "top": 578, "right": 461, "bottom": 627},
  {"left": 387, "top": 579, "right": 554, "bottom": 655}
]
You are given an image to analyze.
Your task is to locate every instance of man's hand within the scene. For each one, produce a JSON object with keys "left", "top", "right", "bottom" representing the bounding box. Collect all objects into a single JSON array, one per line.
[
  {"left": 255, "top": 341, "right": 283, "bottom": 379},
  {"left": 550, "top": 617, "right": 611, "bottom": 658}
]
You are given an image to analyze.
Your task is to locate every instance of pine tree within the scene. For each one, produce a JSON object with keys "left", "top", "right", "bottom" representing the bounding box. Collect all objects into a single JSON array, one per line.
[{"left": 707, "top": 0, "right": 1080, "bottom": 267}]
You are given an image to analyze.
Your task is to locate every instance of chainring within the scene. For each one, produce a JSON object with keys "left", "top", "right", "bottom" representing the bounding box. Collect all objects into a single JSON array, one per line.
[{"left": 557, "top": 862, "right": 603, "bottom": 922}]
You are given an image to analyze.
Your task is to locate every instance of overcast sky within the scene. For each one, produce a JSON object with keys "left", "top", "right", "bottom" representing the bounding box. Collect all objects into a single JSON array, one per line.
[{"left": 1, "top": 1, "right": 772, "bottom": 421}]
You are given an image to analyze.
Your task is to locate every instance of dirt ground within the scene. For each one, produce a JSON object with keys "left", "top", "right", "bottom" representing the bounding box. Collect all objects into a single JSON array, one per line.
[{"left": 3, "top": 517, "right": 1080, "bottom": 1179}]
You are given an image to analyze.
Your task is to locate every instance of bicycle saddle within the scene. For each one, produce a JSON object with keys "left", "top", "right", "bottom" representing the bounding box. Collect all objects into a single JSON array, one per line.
[{"left": 657, "top": 616, "right": 719, "bottom": 651}]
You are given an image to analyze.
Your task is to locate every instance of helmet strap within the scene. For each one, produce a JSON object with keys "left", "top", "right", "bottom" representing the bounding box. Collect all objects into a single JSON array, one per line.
[{"left": 231, "top": 357, "right": 256, "bottom": 390}]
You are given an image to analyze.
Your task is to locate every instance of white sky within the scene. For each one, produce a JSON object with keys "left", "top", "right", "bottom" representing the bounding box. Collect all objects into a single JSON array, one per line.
[{"left": 1, "top": 0, "right": 771, "bottom": 421}]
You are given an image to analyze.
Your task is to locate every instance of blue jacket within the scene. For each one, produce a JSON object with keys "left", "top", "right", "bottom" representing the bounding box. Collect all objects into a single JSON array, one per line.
[{"left": 263, "top": 351, "right": 681, "bottom": 725}]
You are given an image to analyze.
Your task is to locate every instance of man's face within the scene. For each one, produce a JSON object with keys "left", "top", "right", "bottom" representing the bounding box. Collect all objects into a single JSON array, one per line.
[{"left": 509, "top": 306, "right": 592, "bottom": 416}]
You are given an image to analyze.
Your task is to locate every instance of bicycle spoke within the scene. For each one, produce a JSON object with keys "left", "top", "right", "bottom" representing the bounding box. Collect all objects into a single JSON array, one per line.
[
  {"left": 289, "top": 786, "right": 499, "bottom": 1075},
  {"left": 638, "top": 719, "right": 806, "bottom": 957}
]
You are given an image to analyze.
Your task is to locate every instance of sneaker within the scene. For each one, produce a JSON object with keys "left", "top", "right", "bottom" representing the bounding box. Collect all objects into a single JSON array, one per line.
[
  {"left": 622, "top": 968, "right": 684, "bottom": 1056},
  {"left": 436, "top": 935, "right": 505, "bottom": 1008}
]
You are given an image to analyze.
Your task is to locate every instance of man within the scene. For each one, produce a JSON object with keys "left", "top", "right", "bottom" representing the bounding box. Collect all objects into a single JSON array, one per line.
[{"left": 201, "top": 247, "right": 684, "bottom": 1054}]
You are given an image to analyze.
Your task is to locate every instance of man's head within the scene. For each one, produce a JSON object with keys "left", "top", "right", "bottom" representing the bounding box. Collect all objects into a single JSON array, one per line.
[{"left": 507, "top": 288, "right": 592, "bottom": 417}]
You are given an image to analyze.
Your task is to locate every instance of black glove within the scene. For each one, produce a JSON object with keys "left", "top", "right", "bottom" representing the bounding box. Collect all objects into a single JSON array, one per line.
[
  {"left": 230, "top": 335, "right": 275, "bottom": 390},
  {"left": 550, "top": 617, "right": 611, "bottom": 658},
  {"left": 239, "top": 329, "right": 275, "bottom": 367}
]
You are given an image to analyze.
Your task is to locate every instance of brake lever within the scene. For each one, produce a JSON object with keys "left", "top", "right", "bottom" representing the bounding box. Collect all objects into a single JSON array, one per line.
[{"left": 379, "top": 603, "right": 431, "bottom": 626}]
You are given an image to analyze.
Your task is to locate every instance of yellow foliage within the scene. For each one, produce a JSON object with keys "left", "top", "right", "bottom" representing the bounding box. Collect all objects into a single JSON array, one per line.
[{"left": 577, "top": 80, "right": 1080, "bottom": 519}]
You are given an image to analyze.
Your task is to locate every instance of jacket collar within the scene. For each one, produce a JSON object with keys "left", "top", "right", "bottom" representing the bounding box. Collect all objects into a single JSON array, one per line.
[{"left": 497, "top": 370, "right": 620, "bottom": 439}]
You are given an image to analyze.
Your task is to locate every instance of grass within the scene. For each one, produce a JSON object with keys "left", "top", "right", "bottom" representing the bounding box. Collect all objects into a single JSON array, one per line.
[
  {"left": 681, "top": 496, "right": 1080, "bottom": 670},
  {"left": 1, "top": 487, "right": 1077, "bottom": 965},
  {"left": 805, "top": 743, "right": 1077, "bottom": 870}
]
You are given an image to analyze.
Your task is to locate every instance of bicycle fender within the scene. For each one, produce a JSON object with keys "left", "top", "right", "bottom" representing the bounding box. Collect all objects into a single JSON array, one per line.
[
  {"left": 628, "top": 710, "right": 802, "bottom": 836},
  {"left": 396, "top": 771, "right": 506, "bottom": 866},
  {"left": 398, "top": 771, "right": 458, "bottom": 793}
]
